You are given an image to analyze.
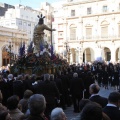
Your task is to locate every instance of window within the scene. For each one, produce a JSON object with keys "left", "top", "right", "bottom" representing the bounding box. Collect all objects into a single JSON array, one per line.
[
  {"left": 70, "top": 28, "right": 76, "bottom": 40},
  {"left": 5, "top": 22, "right": 9, "bottom": 26},
  {"left": 118, "top": 25, "right": 120, "bottom": 37},
  {"left": 28, "top": 31, "right": 31, "bottom": 34},
  {"left": 58, "top": 32, "right": 63, "bottom": 37},
  {"left": 19, "top": 21, "right": 22, "bottom": 25},
  {"left": 87, "top": 7, "right": 91, "bottom": 14},
  {"left": 11, "top": 23, "right": 15, "bottom": 25},
  {"left": 71, "top": 10, "right": 75, "bottom": 16},
  {"left": 28, "top": 23, "right": 31, "bottom": 26},
  {"left": 70, "top": 24, "right": 76, "bottom": 40},
  {"left": 101, "top": 26, "right": 108, "bottom": 38},
  {"left": 23, "top": 22, "right": 27, "bottom": 26},
  {"left": 103, "top": 5, "right": 107, "bottom": 12},
  {"left": 86, "top": 28, "right": 92, "bottom": 39},
  {"left": 58, "top": 24, "right": 63, "bottom": 29}
]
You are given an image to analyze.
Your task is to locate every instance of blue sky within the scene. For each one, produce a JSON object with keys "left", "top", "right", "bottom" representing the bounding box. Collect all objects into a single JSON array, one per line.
[{"left": 0, "top": 0, "right": 56, "bottom": 9}]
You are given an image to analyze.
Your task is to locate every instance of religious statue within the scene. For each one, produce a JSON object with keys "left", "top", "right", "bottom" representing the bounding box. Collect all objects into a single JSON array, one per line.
[{"left": 33, "top": 14, "right": 55, "bottom": 56}]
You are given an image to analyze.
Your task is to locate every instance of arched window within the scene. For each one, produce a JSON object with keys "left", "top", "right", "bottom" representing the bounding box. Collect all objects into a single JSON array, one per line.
[
  {"left": 2, "top": 46, "right": 10, "bottom": 66},
  {"left": 70, "top": 24, "right": 76, "bottom": 40},
  {"left": 85, "top": 24, "right": 92, "bottom": 39},
  {"left": 118, "top": 22, "right": 120, "bottom": 37},
  {"left": 101, "top": 20, "right": 109, "bottom": 38}
]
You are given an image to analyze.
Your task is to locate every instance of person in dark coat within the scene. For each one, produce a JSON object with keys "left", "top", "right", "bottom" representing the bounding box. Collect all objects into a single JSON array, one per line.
[
  {"left": 0, "top": 74, "right": 9, "bottom": 106},
  {"left": 23, "top": 74, "right": 31, "bottom": 90},
  {"left": 83, "top": 71, "right": 95, "bottom": 99},
  {"left": 97, "top": 65, "right": 103, "bottom": 87},
  {"left": 19, "top": 90, "right": 33, "bottom": 113},
  {"left": 108, "top": 64, "right": 114, "bottom": 86},
  {"left": 58, "top": 71, "right": 70, "bottom": 107},
  {"left": 103, "top": 92, "right": 120, "bottom": 120},
  {"left": 70, "top": 73, "right": 84, "bottom": 113},
  {"left": 112, "top": 66, "right": 119, "bottom": 90},
  {"left": 7, "top": 95, "right": 24, "bottom": 120},
  {"left": 102, "top": 67, "right": 109, "bottom": 89},
  {"left": 53, "top": 74, "right": 66, "bottom": 109},
  {"left": 13, "top": 75, "right": 25, "bottom": 99},
  {"left": 34, "top": 73, "right": 60, "bottom": 119},
  {"left": 89, "top": 83, "right": 108, "bottom": 108},
  {"left": 80, "top": 102, "right": 103, "bottom": 120},
  {"left": 7, "top": 74, "right": 14, "bottom": 98}
]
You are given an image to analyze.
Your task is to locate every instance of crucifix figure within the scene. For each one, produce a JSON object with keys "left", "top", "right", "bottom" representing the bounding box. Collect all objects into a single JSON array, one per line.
[{"left": 33, "top": 14, "right": 55, "bottom": 56}]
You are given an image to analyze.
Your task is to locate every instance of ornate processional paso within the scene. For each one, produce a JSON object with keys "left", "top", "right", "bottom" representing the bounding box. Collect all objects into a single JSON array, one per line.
[{"left": 10, "top": 15, "right": 68, "bottom": 75}]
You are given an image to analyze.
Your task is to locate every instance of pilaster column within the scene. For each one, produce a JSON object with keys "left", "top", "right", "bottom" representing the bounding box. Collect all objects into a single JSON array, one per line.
[
  {"left": 0, "top": 49, "right": 2, "bottom": 66},
  {"left": 118, "top": 48, "right": 120, "bottom": 61},
  {"left": 78, "top": 50, "right": 80, "bottom": 63},
  {"left": 111, "top": 49, "right": 115, "bottom": 62}
]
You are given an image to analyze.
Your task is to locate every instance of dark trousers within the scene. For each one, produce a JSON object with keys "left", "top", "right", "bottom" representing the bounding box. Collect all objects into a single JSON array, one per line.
[
  {"left": 45, "top": 103, "right": 55, "bottom": 120},
  {"left": 72, "top": 94, "right": 82, "bottom": 112}
]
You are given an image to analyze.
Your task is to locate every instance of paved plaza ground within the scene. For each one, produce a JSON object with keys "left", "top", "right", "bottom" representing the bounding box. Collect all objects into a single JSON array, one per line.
[{"left": 64, "top": 86, "right": 119, "bottom": 120}]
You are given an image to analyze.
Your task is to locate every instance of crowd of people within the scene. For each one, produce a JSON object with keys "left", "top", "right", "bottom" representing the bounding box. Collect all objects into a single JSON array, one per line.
[{"left": 0, "top": 62, "right": 120, "bottom": 120}]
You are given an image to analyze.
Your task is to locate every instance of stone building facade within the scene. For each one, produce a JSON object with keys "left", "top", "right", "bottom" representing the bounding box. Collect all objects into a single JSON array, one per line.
[
  {"left": 52, "top": 0, "right": 120, "bottom": 64},
  {"left": 0, "top": 26, "right": 28, "bottom": 66}
]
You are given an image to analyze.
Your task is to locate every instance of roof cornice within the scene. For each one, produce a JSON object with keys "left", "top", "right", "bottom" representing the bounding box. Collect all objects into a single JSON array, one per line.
[{"left": 63, "top": 0, "right": 106, "bottom": 7}]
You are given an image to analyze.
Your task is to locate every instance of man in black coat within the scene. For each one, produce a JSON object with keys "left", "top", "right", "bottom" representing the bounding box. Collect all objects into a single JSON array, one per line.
[
  {"left": 13, "top": 75, "right": 25, "bottom": 99},
  {"left": 89, "top": 83, "right": 108, "bottom": 108},
  {"left": 70, "top": 72, "right": 84, "bottom": 113},
  {"left": 58, "top": 71, "right": 70, "bottom": 107},
  {"left": 34, "top": 73, "right": 60, "bottom": 119},
  {"left": 103, "top": 92, "right": 120, "bottom": 120}
]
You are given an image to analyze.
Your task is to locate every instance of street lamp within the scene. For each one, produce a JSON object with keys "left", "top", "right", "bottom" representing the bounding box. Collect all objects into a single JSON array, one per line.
[
  {"left": 64, "top": 42, "right": 71, "bottom": 63},
  {"left": 6, "top": 41, "right": 13, "bottom": 68},
  {"left": 79, "top": 41, "right": 83, "bottom": 64}
]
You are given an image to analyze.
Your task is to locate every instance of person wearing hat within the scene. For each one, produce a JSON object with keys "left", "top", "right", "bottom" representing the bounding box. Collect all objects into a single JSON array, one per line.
[{"left": 33, "top": 14, "right": 56, "bottom": 56}]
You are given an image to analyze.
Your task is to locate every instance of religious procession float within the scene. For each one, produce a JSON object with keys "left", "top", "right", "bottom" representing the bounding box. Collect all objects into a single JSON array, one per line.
[{"left": 10, "top": 14, "right": 68, "bottom": 75}]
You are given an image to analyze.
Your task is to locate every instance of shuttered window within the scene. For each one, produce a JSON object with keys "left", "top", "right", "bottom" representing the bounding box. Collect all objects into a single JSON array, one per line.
[
  {"left": 71, "top": 10, "right": 75, "bottom": 16},
  {"left": 70, "top": 28, "right": 76, "bottom": 40},
  {"left": 118, "top": 25, "right": 120, "bottom": 37},
  {"left": 58, "top": 32, "right": 63, "bottom": 37},
  {"left": 87, "top": 7, "right": 91, "bottom": 14},
  {"left": 86, "top": 28, "right": 92, "bottom": 39},
  {"left": 103, "top": 6, "right": 107, "bottom": 12},
  {"left": 101, "top": 26, "right": 108, "bottom": 38}
]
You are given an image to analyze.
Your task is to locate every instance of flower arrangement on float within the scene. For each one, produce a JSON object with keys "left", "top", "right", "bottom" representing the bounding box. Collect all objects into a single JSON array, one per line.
[{"left": 10, "top": 41, "right": 68, "bottom": 75}]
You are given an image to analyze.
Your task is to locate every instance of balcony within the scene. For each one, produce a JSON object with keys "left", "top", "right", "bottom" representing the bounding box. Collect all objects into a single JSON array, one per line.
[{"left": 82, "top": 35, "right": 120, "bottom": 41}]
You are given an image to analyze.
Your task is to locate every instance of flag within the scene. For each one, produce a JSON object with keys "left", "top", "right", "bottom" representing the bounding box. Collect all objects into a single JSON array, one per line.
[
  {"left": 22, "top": 42, "right": 25, "bottom": 55},
  {"left": 51, "top": 45, "right": 54, "bottom": 60},
  {"left": 51, "top": 45, "right": 53, "bottom": 55},
  {"left": 19, "top": 42, "right": 23, "bottom": 57},
  {"left": 27, "top": 41, "right": 33, "bottom": 53},
  {"left": 19, "top": 42, "right": 25, "bottom": 57},
  {"left": 40, "top": 44, "right": 44, "bottom": 51}
]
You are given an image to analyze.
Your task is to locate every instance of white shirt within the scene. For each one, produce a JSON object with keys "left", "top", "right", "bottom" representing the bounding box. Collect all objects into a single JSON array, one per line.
[
  {"left": 107, "top": 103, "right": 117, "bottom": 107},
  {"left": 89, "top": 94, "right": 99, "bottom": 98}
]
